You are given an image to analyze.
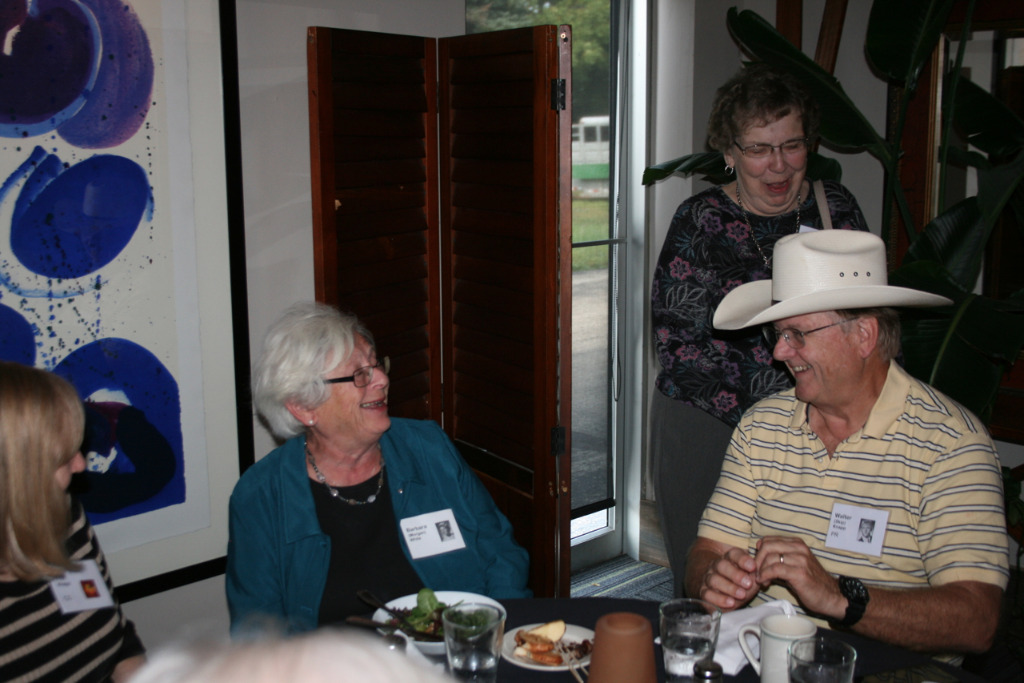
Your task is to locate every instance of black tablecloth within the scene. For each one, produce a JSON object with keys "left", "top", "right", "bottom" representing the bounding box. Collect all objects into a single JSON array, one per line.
[{"left": 487, "top": 597, "right": 986, "bottom": 683}]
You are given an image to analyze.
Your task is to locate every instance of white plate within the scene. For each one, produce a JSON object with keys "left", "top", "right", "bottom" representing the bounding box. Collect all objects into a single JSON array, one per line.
[
  {"left": 371, "top": 591, "right": 502, "bottom": 656},
  {"left": 501, "top": 623, "right": 595, "bottom": 672}
]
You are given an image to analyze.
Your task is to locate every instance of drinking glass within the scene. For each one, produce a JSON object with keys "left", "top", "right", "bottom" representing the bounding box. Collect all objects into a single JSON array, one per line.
[
  {"left": 659, "top": 598, "right": 722, "bottom": 679},
  {"left": 788, "top": 634, "right": 856, "bottom": 683},
  {"left": 442, "top": 602, "right": 506, "bottom": 682}
]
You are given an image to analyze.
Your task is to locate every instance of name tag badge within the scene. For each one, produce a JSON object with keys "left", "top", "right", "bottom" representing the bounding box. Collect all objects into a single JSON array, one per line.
[
  {"left": 825, "top": 502, "right": 888, "bottom": 557},
  {"left": 400, "top": 509, "right": 467, "bottom": 559},
  {"left": 49, "top": 559, "right": 115, "bottom": 614}
]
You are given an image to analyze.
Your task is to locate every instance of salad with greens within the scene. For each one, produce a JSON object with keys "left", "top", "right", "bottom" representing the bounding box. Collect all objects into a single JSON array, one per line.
[{"left": 389, "top": 588, "right": 460, "bottom": 636}]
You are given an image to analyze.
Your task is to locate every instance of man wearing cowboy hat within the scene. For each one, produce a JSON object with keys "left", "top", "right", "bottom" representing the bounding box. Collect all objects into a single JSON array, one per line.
[{"left": 684, "top": 230, "right": 1009, "bottom": 656}]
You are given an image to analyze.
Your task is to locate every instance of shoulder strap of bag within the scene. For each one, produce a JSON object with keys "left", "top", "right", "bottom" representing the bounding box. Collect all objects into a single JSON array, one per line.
[{"left": 813, "top": 179, "right": 833, "bottom": 230}]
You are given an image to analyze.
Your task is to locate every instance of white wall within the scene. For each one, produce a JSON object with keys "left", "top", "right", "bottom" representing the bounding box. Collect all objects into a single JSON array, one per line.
[{"left": 124, "top": 0, "right": 466, "bottom": 651}]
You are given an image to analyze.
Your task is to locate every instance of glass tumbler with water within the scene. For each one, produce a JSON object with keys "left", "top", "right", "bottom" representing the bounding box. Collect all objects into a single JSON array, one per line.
[
  {"left": 788, "top": 634, "right": 856, "bottom": 683},
  {"left": 442, "top": 602, "right": 506, "bottom": 683},
  {"left": 659, "top": 598, "right": 722, "bottom": 679}
]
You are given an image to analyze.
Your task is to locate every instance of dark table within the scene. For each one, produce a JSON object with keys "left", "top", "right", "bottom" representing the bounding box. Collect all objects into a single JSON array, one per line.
[{"left": 490, "top": 597, "right": 987, "bottom": 682}]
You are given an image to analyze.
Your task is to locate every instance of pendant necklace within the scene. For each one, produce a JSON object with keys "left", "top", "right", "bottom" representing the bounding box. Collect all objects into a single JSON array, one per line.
[
  {"left": 306, "top": 441, "right": 385, "bottom": 505},
  {"left": 736, "top": 186, "right": 800, "bottom": 267}
]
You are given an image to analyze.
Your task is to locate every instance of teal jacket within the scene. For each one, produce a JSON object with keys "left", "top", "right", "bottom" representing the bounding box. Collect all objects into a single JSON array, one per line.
[{"left": 226, "top": 418, "right": 530, "bottom": 633}]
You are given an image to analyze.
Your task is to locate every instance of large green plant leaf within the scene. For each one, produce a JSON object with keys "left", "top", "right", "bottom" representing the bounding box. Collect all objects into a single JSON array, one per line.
[
  {"left": 953, "top": 77, "right": 1024, "bottom": 157},
  {"left": 977, "top": 151, "right": 1024, "bottom": 234},
  {"left": 641, "top": 150, "right": 841, "bottom": 186},
  {"left": 726, "top": 8, "right": 892, "bottom": 164},
  {"left": 865, "top": 0, "right": 955, "bottom": 92},
  {"left": 903, "top": 152, "right": 1024, "bottom": 289},
  {"left": 642, "top": 152, "right": 729, "bottom": 186},
  {"left": 893, "top": 261, "right": 1024, "bottom": 419},
  {"left": 904, "top": 198, "right": 986, "bottom": 288}
]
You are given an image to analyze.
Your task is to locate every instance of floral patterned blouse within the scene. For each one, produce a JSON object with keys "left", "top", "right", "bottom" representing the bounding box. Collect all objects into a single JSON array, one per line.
[{"left": 651, "top": 180, "right": 868, "bottom": 427}]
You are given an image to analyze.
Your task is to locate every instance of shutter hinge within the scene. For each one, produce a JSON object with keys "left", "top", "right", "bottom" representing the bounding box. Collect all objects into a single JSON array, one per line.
[
  {"left": 550, "top": 426, "right": 566, "bottom": 457},
  {"left": 550, "top": 79, "right": 566, "bottom": 111}
]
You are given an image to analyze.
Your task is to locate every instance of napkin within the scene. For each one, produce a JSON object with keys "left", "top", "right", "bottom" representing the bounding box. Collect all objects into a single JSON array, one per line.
[{"left": 713, "top": 600, "right": 797, "bottom": 675}]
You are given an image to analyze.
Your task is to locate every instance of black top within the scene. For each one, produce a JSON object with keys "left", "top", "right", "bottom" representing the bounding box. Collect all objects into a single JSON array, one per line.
[{"left": 311, "top": 470, "right": 423, "bottom": 625}]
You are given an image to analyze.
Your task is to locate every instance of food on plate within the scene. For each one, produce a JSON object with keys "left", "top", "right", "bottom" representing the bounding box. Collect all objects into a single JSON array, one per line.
[
  {"left": 526, "top": 619, "right": 567, "bottom": 642},
  {"left": 385, "top": 588, "right": 456, "bottom": 637},
  {"left": 513, "top": 620, "right": 593, "bottom": 667}
]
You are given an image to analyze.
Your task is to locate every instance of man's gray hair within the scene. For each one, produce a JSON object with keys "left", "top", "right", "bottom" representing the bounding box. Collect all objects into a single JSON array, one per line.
[{"left": 837, "top": 307, "right": 901, "bottom": 361}]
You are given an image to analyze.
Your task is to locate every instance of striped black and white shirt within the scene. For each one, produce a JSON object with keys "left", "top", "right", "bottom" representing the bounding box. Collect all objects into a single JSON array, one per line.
[{"left": 0, "top": 500, "right": 145, "bottom": 682}]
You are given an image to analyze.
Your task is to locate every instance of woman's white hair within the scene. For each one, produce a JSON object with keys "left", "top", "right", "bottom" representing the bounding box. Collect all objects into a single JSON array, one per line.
[
  {"left": 251, "top": 302, "right": 373, "bottom": 439},
  {"left": 130, "top": 630, "right": 452, "bottom": 683}
]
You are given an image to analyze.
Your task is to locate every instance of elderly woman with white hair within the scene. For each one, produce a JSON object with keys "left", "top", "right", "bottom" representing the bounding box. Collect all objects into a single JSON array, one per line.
[{"left": 226, "top": 302, "right": 530, "bottom": 635}]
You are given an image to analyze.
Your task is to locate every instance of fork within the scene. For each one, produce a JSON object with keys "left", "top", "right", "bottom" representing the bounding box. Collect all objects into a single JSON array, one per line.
[{"left": 556, "top": 642, "right": 587, "bottom": 683}]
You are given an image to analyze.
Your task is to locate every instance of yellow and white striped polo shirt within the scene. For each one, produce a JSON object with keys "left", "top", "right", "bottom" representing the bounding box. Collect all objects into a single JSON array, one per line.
[{"left": 697, "top": 362, "right": 1010, "bottom": 611}]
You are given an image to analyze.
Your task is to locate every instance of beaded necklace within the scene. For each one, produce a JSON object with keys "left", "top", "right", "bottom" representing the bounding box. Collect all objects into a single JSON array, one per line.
[
  {"left": 306, "top": 441, "right": 385, "bottom": 505},
  {"left": 735, "top": 186, "right": 801, "bottom": 267}
]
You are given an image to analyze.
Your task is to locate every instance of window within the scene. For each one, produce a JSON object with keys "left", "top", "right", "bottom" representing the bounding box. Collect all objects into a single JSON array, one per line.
[{"left": 467, "top": 0, "right": 617, "bottom": 545}]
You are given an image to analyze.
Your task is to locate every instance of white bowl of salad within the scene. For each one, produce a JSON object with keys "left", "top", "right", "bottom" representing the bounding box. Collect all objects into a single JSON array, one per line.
[{"left": 372, "top": 588, "right": 503, "bottom": 655}]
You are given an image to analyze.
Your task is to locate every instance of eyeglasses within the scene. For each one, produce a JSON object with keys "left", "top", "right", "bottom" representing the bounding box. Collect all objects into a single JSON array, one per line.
[
  {"left": 733, "top": 137, "right": 810, "bottom": 159},
  {"left": 762, "top": 319, "right": 857, "bottom": 350},
  {"left": 324, "top": 356, "right": 390, "bottom": 388}
]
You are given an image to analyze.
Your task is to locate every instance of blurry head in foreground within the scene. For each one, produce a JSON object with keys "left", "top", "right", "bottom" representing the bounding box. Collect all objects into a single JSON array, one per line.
[{"left": 130, "top": 630, "right": 453, "bottom": 683}]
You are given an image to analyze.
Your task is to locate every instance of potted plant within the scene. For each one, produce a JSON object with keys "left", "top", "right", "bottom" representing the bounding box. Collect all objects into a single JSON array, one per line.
[{"left": 643, "top": 1, "right": 1024, "bottom": 424}]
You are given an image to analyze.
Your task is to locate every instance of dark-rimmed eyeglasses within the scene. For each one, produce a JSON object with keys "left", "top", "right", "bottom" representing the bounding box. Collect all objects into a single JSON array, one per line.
[
  {"left": 733, "top": 137, "right": 810, "bottom": 158},
  {"left": 762, "top": 319, "right": 857, "bottom": 350},
  {"left": 324, "top": 356, "right": 390, "bottom": 388}
]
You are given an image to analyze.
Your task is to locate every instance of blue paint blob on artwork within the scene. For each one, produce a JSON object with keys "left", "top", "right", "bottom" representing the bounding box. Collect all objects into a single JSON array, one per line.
[
  {"left": 57, "top": 0, "right": 154, "bottom": 148},
  {"left": 0, "top": 0, "right": 100, "bottom": 138},
  {"left": 10, "top": 152, "right": 150, "bottom": 278},
  {"left": 55, "top": 338, "right": 184, "bottom": 524},
  {"left": 1, "top": 0, "right": 153, "bottom": 148},
  {"left": 0, "top": 303, "right": 37, "bottom": 365}
]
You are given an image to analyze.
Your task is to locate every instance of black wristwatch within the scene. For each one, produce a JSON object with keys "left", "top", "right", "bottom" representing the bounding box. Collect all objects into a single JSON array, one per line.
[{"left": 837, "top": 575, "right": 870, "bottom": 627}]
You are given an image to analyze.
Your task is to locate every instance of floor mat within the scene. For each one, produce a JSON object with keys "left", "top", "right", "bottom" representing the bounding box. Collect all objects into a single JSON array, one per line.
[{"left": 570, "top": 555, "right": 674, "bottom": 601}]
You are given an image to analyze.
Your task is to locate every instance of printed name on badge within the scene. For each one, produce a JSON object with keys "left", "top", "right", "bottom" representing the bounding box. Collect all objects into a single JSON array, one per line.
[
  {"left": 49, "top": 559, "right": 115, "bottom": 614},
  {"left": 400, "top": 508, "right": 467, "bottom": 559},
  {"left": 825, "top": 502, "right": 888, "bottom": 557}
]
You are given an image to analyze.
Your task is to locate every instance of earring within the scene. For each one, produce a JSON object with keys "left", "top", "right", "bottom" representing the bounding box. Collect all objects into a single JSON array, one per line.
[{"left": 725, "top": 165, "right": 735, "bottom": 175}]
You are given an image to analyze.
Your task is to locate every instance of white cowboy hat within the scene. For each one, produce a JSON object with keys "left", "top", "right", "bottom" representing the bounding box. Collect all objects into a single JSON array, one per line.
[{"left": 713, "top": 230, "right": 952, "bottom": 330}]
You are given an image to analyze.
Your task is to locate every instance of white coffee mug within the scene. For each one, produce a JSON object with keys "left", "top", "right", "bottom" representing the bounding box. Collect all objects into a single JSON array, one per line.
[{"left": 738, "top": 613, "right": 817, "bottom": 683}]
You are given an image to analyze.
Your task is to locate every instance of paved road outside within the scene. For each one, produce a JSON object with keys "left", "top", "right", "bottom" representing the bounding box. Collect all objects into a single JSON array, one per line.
[{"left": 571, "top": 268, "right": 612, "bottom": 510}]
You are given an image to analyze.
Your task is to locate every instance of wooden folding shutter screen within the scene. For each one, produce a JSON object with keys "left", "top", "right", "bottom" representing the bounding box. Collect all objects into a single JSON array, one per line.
[
  {"left": 307, "top": 29, "right": 441, "bottom": 422},
  {"left": 307, "top": 26, "right": 572, "bottom": 597}
]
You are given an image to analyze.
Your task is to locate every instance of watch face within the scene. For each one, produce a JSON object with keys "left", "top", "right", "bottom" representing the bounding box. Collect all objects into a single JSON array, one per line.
[{"left": 841, "top": 576, "right": 869, "bottom": 603}]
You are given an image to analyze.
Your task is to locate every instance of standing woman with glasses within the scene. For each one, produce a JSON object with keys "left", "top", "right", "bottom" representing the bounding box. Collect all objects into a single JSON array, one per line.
[
  {"left": 650, "top": 63, "right": 868, "bottom": 596},
  {"left": 226, "top": 302, "right": 530, "bottom": 635}
]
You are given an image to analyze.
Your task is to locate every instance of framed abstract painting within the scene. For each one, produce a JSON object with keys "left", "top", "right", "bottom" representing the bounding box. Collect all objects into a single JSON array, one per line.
[{"left": 0, "top": 0, "right": 252, "bottom": 598}]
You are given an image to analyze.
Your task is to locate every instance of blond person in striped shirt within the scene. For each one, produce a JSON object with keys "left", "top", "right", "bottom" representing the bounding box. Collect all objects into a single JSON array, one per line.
[{"left": 685, "top": 230, "right": 1009, "bottom": 657}]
